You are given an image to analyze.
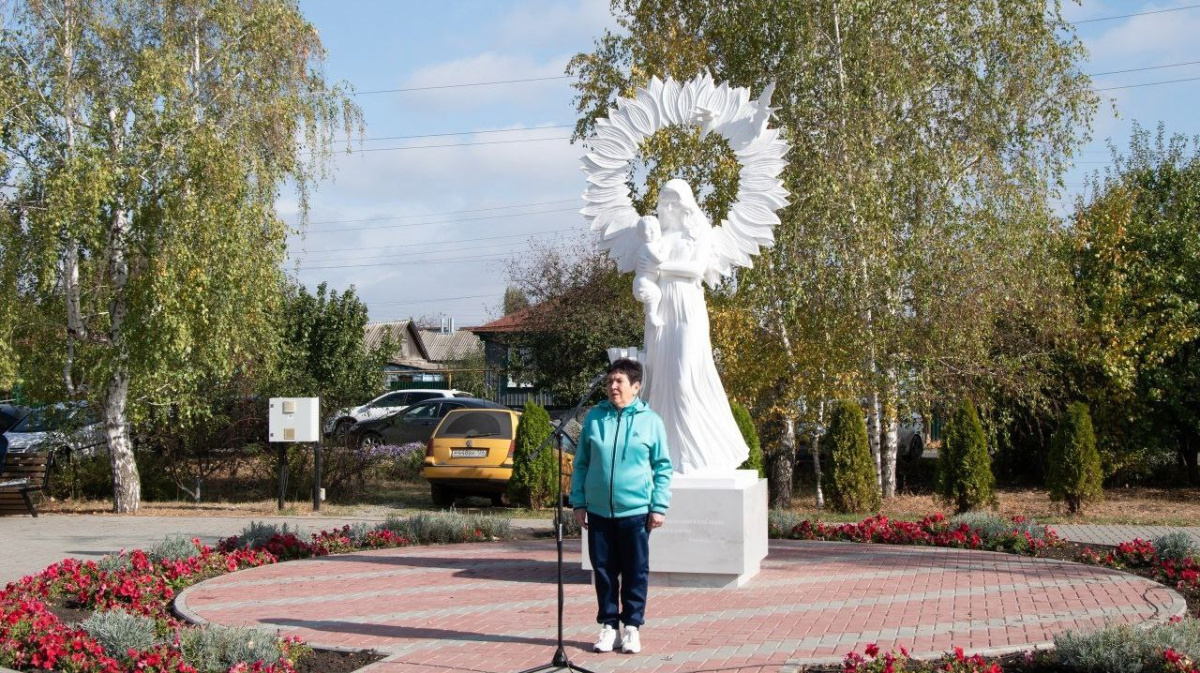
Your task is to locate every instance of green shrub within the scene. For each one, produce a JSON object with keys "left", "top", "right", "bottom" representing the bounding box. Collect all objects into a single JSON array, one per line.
[
  {"left": 1054, "top": 618, "right": 1200, "bottom": 673},
  {"left": 147, "top": 534, "right": 202, "bottom": 563},
  {"left": 731, "top": 400, "right": 764, "bottom": 477},
  {"left": 180, "top": 625, "right": 283, "bottom": 672},
  {"left": 507, "top": 400, "right": 557, "bottom": 508},
  {"left": 81, "top": 609, "right": 159, "bottom": 657},
  {"left": 1154, "top": 531, "right": 1199, "bottom": 563},
  {"left": 821, "top": 399, "right": 881, "bottom": 514},
  {"left": 1046, "top": 402, "right": 1104, "bottom": 514},
  {"left": 378, "top": 511, "right": 513, "bottom": 544},
  {"left": 937, "top": 399, "right": 995, "bottom": 513}
]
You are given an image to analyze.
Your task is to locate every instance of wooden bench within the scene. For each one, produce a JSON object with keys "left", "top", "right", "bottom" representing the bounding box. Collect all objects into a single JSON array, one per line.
[{"left": 0, "top": 451, "right": 53, "bottom": 517}]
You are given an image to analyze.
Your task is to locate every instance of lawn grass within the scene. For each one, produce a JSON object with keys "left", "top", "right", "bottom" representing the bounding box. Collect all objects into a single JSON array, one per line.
[{"left": 783, "top": 484, "right": 1200, "bottom": 526}]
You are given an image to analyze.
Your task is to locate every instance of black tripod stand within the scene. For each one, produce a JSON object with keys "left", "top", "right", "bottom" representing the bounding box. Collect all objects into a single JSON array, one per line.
[{"left": 516, "top": 373, "right": 605, "bottom": 673}]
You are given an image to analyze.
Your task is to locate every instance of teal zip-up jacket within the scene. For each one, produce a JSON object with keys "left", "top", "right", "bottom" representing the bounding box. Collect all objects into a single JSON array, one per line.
[{"left": 569, "top": 397, "right": 672, "bottom": 518}]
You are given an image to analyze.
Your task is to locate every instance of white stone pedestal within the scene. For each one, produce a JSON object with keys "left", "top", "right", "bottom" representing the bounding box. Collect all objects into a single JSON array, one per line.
[{"left": 582, "top": 469, "right": 768, "bottom": 588}]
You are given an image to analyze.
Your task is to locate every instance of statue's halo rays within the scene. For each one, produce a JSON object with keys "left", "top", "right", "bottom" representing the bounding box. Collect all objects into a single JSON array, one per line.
[{"left": 580, "top": 72, "right": 791, "bottom": 287}]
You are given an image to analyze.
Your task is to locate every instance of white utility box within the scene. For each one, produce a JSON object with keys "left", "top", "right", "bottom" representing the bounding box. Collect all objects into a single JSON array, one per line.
[{"left": 268, "top": 397, "right": 320, "bottom": 443}]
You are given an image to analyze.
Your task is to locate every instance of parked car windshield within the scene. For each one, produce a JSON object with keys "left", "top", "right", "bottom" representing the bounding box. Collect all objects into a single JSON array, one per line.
[
  {"left": 9, "top": 405, "right": 94, "bottom": 433},
  {"left": 435, "top": 411, "right": 513, "bottom": 439}
]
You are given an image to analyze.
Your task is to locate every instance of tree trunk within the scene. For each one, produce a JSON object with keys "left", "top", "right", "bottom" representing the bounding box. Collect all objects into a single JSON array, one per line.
[
  {"left": 105, "top": 363, "right": 140, "bottom": 513},
  {"left": 882, "top": 400, "right": 899, "bottom": 499},
  {"left": 771, "top": 418, "right": 796, "bottom": 509},
  {"left": 812, "top": 401, "right": 825, "bottom": 510},
  {"left": 866, "top": 388, "right": 882, "bottom": 491},
  {"left": 1179, "top": 428, "right": 1199, "bottom": 486}
]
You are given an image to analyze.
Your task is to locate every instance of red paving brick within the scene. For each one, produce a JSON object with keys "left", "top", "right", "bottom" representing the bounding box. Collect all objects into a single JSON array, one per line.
[{"left": 176, "top": 540, "right": 1185, "bottom": 673}]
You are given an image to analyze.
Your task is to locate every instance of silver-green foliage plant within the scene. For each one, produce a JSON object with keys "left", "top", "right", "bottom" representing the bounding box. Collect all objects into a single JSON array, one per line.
[
  {"left": 1054, "top": 618, "right": 1200, "bottom": 673},
  {"left": 181, "top": 625, "right": 283, "bottom": 673},
  {"left": 229, "top": 522, "right": 298, "bottom": 550},
  {"left": 1154, "top": 532, "right": 1200, "bottom": 563},
  {"left": 147, "top": 535, "right": 202, "bottom": 563},
  {"left": 97, "top": 553, "right": 134, "bottom": 573},
  {"left": 81, "top": 610, "right": 159, "bottom": 657},
  {"left": 379, "top": 512, "right": 512, "bottom": 544},
  {"left": 768, "top": 509, "right": 809, "bottom": 538}
]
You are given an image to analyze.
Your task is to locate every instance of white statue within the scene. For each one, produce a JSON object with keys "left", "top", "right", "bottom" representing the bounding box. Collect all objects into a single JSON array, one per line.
[{"left": 580, "top": 73, "right": 790, "bottom": 475}]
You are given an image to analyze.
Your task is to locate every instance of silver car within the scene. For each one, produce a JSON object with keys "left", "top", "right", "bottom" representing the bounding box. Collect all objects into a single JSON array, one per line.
[{"left": 3, "top": 403, "right": 106, "bottom": 457}]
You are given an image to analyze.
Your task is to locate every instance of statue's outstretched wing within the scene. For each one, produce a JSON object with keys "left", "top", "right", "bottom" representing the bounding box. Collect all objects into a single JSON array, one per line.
[
  {"left": 580, "top": 73, "right": 790, "bottom": 280},
  {"left": 703, "top": 81, "right": 790, "bottom": 287}
]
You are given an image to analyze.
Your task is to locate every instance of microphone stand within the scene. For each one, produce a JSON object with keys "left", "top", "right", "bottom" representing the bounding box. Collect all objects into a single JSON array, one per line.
[{"left": 516, "top": 373, "right": 606, "bottom": 673}]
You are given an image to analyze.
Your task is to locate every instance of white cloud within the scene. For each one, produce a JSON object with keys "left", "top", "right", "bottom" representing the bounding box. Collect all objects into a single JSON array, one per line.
[{"left": 493, "top": 0, "right": 617, "bottom": 52}]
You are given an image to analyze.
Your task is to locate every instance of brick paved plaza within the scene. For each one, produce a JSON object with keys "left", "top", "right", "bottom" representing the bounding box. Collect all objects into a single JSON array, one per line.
[{"left": 176, "top": 539, "right": 1185, "bottom": 673}]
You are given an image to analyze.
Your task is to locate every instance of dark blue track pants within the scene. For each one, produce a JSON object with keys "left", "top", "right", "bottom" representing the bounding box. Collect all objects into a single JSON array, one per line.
[{"left": 587, "top": 512, "right": 650, "bottom": 628}]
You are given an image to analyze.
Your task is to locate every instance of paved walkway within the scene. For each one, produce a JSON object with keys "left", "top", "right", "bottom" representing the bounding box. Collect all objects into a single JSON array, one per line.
[
  {"left": 1049, "top": 524, "right": 1200, "bottom": 546},
  {"left": 177, "top": 539, "right": 1185, "bottom": 672}
]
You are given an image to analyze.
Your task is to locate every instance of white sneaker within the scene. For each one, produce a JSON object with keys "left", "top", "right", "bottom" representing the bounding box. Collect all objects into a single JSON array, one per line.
[
  {"left": 621, "top": 625, "right": 641, "bottom": 653},
  {"left": 594, "top": 625, "right": 618, "bottom": 652}
]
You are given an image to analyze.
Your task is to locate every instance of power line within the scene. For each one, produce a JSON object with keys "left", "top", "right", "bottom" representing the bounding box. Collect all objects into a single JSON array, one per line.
[
  {"left": 297, "top": 252, "right": 514, "bottom": 271},
  {"left": 300, "top": 239, "right": 532, "bottom": 265},
  {"left": 1088, "top": 59, "right": 1200, "bottom": 77},
  {"left": 289, "top": 227, "right": 576, "bottom": 256},
  {"left": 1094, "top": 75, "right": 1200, "bottom": 92},
  {"left": 368, "top": 293, "right": 497, "bottom": 307},
  {"left": 303, "top": 207, "right": 580, "bottom": 235},
  {"left": 355, "top": 75, "right": 572, "bottom": 96},
  {"left": 350, "top": 136, "right": 571, "bottom": 153},
  {"left": 1072, "top": 3, "right": 1200, "bottom": 24},
  {"left": 359, "top": 125, "right": 573, "bottom": 143},
  {"left": 300, "top": 198, "right": 578, "bottom": 226}
]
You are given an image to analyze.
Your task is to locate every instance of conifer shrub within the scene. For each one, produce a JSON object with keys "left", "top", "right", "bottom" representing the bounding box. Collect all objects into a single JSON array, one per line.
[
  {"left": 507, "top": 399, "right": 557, "bottom": 508},
  {"left": 937, "top": 399, "right": 996, "bottom": 513},
  {"left": 1046, "top": 401, "right": 1104, "bottom": 514},
  {"left": 731, "top": 400, "right": 764, "bottom": 477},
  {"left": 821, "top": 399, "right": 881, "bottom": 513}
]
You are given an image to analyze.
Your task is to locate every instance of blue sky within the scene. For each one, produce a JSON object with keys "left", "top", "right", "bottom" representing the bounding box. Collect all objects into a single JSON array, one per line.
[{"left": 284, "top": 0, "right": 1200, "bottom": 327}]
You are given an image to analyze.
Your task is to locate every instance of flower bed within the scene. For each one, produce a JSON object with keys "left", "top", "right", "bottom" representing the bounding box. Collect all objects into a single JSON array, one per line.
[
  {"left": 770, "top": 512, "right": 1061, "bottom": 556},
  {"left": 1079, "top": 538, "right": 1200, "bottom": 593},
  {"left": 0, "top": 513, "right": 511, "bottom": 672}
]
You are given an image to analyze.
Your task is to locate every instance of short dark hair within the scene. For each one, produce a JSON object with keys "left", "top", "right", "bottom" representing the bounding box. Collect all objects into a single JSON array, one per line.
[{"left": 607, "top": 358, "right": 643, "bottom": 385}]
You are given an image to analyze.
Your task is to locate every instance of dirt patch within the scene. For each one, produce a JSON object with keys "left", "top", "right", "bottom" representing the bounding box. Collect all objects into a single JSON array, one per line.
[{"left": 296, "top": 648, "right": 383, "bottom": 673}]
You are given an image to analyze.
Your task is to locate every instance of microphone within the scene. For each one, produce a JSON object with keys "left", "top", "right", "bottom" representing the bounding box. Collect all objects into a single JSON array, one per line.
[{"left": 589, "top": 372, "right": 607, "bottom": 387}]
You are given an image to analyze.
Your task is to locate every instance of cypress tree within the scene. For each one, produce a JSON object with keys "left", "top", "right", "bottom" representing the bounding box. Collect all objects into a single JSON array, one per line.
[
  {"left": 732, "top": 400, "right": 765, "bottom": 477},
  {"left": 937, "top": 399, "right": 996, "bottom": 513},
  {"left": 507, "top": 400, "right": 556, "bottom": 508},
  {"left": 1046, "top": 402, "right": 1104, "bottom": 514},
  {"left": 822, "top": 399, "right": 881, "bottom": 513}
]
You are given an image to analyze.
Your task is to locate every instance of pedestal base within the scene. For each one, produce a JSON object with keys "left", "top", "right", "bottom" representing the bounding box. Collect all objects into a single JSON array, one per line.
[{"left": 582, "top": 469, "right": 768, "bottom": 588}]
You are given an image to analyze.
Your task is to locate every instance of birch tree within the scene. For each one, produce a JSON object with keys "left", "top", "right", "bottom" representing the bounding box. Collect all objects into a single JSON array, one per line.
[
  {"left": 569, "top": 0, "right": 1093, "bottom": 500},
  {"left": 0, "top": 0, "right": 361, "bottom": 512}
]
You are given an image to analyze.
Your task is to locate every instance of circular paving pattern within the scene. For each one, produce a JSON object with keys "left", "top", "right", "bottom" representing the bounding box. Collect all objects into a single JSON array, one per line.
[{"left": 176, "top": 539, "right": 1185, "bottom": 673}]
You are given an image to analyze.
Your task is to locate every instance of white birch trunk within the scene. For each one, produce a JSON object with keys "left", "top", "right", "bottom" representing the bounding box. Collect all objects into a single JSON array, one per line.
[
  {"left": 866, "top": 387, "right": 882, "bottom": 491},
  {"left": 812, "top": 399, "right": 825, "bottom": 510},
  {"left": 882, "top": 395, "right": 899, "bottom": 499},
  {"left": 104, "top": 197, "right": 139, "bottom": 512}
]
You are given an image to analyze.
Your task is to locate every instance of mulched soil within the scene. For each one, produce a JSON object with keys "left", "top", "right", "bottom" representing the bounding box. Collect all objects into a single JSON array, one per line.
[{"left": 295, "top": 648, "right": 383, "bottom": 673}]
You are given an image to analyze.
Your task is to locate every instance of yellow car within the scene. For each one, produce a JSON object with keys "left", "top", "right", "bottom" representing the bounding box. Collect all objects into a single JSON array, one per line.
[{"left": 423, "top": 406, "right": 522, "bottom": 507}]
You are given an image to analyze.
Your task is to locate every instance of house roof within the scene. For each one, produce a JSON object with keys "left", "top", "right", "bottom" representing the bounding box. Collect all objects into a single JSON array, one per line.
[
  {"left": 363, "top": 320, "right": 432, "bottom": 366},
  {"left": 466, "top": 303, "right": 548, "bottom": 334},
  {"left": 419, "top": 329, "right": 482, "bottom": 362}
]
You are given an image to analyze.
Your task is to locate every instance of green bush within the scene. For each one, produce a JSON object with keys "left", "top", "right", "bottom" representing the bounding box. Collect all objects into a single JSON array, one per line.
[
  {"left": 226, "top": 521, "right": 299, "bottom": 550},
  {"left": 507, "top": 399, "right": 557, "bottom": 508},
  {"left": 937, "top": 399, "right": 995, "bottom": 513},
  {"left": 1046, "top": 402, "right": 1104, "bottom": 514},
  {"left": 1054, "top": 618, "right": 1200, "bottom": 673},
  {"left": 81, "top": 609, "right": 159, "bottom": 657},
  {"left": 731, "top": 400, "right": 764, "bottom": 477},
  {"left": 180, "top": 625, "right": 284, "bottom": 673},
  {"left": 821, "top": 399, "right": 880, "bottom": 514}
]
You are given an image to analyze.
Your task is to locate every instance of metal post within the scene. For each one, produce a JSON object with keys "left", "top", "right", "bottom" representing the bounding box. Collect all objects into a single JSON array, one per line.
[
  {"left": 277, "top": 443, "right": 288, "bottom": 510},
  {"left": 312, "top": 443, "right": 322, "bottom": 511}
]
